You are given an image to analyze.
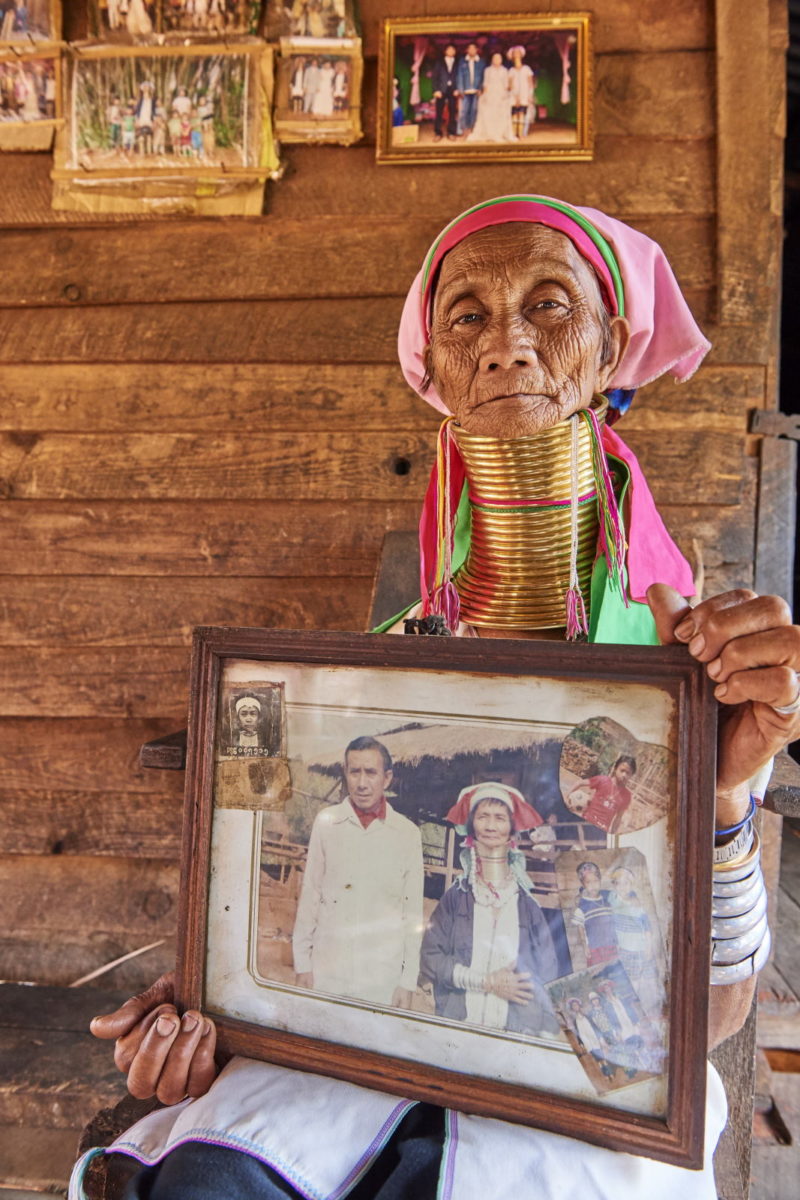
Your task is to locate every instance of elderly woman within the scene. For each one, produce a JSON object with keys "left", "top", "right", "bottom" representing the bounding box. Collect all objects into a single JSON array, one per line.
[
  {"left": 79, "top": 196, "right": 800, "bottom": 1200},
  {"left": 420, "top": 782, "right": 564, "bottom": 1036}
]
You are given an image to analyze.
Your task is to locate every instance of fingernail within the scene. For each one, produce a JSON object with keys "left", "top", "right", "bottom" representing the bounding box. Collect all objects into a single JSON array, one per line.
[
  {"left": 202, "top": 1021, "right": 212, "bottom": 1036},
  {"left": 688, "top": 633, "right": 706, "bottom": 656},
  {"left": 715, "top": 684, "right": 728, "bottom": 699},
  {"left": 156, "top": 1016, "right": 177, "bottom": 1036},
  {"left": 181, "top": 1013, "right": 198, "bottom": 1032},
  {"left": 707, "top": 657, "right": 722, "bottom": 679},
  {"left": 674, "top": 618, "right": 694, "bottom": 641}
]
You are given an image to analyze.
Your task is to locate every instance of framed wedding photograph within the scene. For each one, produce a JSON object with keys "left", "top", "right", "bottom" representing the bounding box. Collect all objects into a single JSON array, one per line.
[
  {"left": 376, "top": 12, "right": 593, "bottom": 165},
  {"left": 177, "top": 627, "right": 716, "bottom": 1168},
  {"left": 273, "top": 36, "right": 362, "bottom": 145}
]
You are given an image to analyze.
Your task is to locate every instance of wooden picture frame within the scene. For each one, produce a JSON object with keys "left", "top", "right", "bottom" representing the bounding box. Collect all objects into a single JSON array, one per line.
[
  {"left": 0, "top": 0, "right": 61, "bottom": 45},
  {"left": 177, "top": 627, "right": 715, "bottom": 1169},
  {"left": 273, "top": 36, "right": 362, "bottom": 146},
  {"left": 376, "top": 12, "right": 593, "bottom": 165},
  {"left": 55, "top": 41, "right": 272, "bottom": 182},
  {"left": 89, "top": 0, "right": 261, "bottom": 41},
  {"left": 0, "top": 48, "right": 61, "bottom": 150}
]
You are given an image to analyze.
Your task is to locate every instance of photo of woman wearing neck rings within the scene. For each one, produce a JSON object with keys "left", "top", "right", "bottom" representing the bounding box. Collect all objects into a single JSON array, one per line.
[{"left": 420, "top": 781, "right": 568, "bottom": 1038}]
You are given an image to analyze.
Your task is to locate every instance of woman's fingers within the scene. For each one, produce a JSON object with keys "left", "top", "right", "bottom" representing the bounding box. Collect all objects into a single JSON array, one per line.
[
  {"left": 153, "top": 1011, "right": 210, "bottom": 1105},
  {"left": 126, "top": 1009, "right": 183, "bottom": 1100},
  {"left": 673, "top": 593, "right": 794, "bottom": 665},
  {"left": 704, "top": 626, "right": 800, "bottom": 686},
  {"left": 113, "top": 1002, "right": 177, "bottom": 1073},
  {"left": 90, "top": 971, "right": 176, "bottom": 1041},
  {"left": 186, "top": 1019, "right": 218, "bottom": 1097}
]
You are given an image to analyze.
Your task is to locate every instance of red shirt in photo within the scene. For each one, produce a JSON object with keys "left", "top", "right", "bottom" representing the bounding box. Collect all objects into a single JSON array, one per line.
[{"left": 582, "top": 775, "right": 632, "bottom": 833}]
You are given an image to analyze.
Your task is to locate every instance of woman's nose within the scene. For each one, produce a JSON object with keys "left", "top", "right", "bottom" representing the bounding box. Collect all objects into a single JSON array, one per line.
[{"left": 477, "top": 316, "right": 537, "bottom": 374}]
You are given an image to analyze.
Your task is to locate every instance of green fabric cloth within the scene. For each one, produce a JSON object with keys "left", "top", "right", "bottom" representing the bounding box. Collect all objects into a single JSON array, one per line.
[{"left": 372, "top": 455, "right": 659, "bottom": 646}]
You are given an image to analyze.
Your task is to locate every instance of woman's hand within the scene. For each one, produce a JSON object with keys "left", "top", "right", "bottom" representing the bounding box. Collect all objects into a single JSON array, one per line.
[
  {"left": 648, "top": 585, "right": 800, "bottom": 825},
  {"left": 90, "top": 971, "right": 218, "bottom": 1105},
  {"left": 485, "top": 966, "right": 535, "bottom": 1004}
]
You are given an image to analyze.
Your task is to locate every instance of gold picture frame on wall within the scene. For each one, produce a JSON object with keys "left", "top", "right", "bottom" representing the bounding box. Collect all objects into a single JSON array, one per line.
[{"left": 376, "top": 13, "right": 593, "bottom": 165}]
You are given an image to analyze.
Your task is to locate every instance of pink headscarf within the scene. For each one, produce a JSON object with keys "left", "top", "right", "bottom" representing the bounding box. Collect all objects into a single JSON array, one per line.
[
  {"left": 399, "top": 196, "right": 699, "bottom": 604},
  {"left": 398, "top": 194, "right": 711, "bottom": 415}
]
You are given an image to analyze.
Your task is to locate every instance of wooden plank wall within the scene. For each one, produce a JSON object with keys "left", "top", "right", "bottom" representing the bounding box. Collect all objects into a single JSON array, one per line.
[{"left": 0, "top": 0, "right": 785, "bottom": 989}]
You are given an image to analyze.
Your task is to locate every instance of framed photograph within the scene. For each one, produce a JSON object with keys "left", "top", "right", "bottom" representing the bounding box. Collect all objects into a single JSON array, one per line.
[
  {"left": 177, "top": 628, "right": 716, "bottom": 1168},
  {"left": 273, "top": 36, "right": 362, "bottom": 145},
  {"left": 264, "top": 0, "right": 357, "bottom": 41},
  {"left": 59, "top": 42, "right": 269, "bottom": 178},
  {"left": 160, "top": 0, "right": 261, "bottom": 36},
  {"left": 0, "top": 49, "right": 59, "bottom": 148},
  {"left": 90, "top": 1, "right": 262, "bottom": 40},
  {"left": 0, "top": 0, "right": 60, "bottom": 44},
  {"left": 376, "top": 13, "right": 593, "bottom": 165}
]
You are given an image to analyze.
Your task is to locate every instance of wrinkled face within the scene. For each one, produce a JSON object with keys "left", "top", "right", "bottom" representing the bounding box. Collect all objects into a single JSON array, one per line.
[
  {"left": 472, "top": 798, "right": 513, "bottom": 851},
  {"left": 345, "top": 748, "right": 392, "bottom": 813},
  {"left": 426, "top": 224, "right": 629, "bottom": 438}
]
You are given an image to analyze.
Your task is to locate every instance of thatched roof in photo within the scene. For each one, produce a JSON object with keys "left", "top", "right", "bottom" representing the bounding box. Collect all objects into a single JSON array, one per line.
[{"left": 308, "top": 723, "right": 543, "bottom": 775}]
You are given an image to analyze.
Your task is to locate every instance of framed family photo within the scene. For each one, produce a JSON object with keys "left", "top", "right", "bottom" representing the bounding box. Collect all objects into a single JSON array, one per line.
[
  {"left": 177, "top": 628, "right": 716, "bottom": 1168},
  {"left": 376, "top": 12, "right": 593, "bottom": 165},
  {"left": 90, "top": 0, "right": 261, "bottom": 40},
  {"left": 273, "top": 36, "right": 362, "bottom": 145},
  {"left": 57, "top": 41, "right": 270, "bottom": 178}
]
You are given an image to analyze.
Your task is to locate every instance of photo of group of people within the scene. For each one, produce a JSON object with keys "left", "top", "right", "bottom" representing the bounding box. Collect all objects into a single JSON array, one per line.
[
  {"left": 270, "top": 0, "right": 349, "bottom": 40},
  {"left": 274, "top": 37, "right": 360, "bottom": 143},
  {"left": 387, "top": 22, "right": 583, "bottom": 155},
  {"left": 93, "top": 0, "right": 257, "bottom": 38},
  {"left": 69, "top": 51, "right": 253, "bottom": 170},
  {"left": 247, "top": 704, "right": 671, "bottom": 1099},
  {"left": 287, "top": 53, "right": 348, "bottom": 114},
  {"left": 0, "top": 55, "right": 56, "bottom": 122},
  {"left": 0, "top": 0, "right": 53, "bottom": 42}
]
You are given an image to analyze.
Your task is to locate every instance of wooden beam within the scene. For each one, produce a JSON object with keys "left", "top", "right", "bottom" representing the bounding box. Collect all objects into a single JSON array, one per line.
[
  {"left": 0, "top": 499, "right": 422, "bottom": 576},
  {"left": 0, "top": 428, "right": 740, "bottom": 504},
  {"left": 271, "top": 139, "right": 715, "bottom": 220},
  {"left": 0, "top": 790, "right": 183, "bottom": 858},
  {"left": 0, "top": 856, "right": 179, "bottom": 989},
  {"left": 0, "top": 207, "right": 716, "bottom": 307},
  {"left": 715, "top": 0, "right": 775, "bottom": 326},
  {"left": 0, "top": 577, "right": 372, "bottom": 645},
  {"left": 0, "top": 361, "right": 753, "bottom": 434}
]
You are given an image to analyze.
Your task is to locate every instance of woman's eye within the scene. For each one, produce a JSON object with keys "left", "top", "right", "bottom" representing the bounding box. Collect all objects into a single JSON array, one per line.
[{"left": 453, "top": 312, "right": 483, "bottom": 326}]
